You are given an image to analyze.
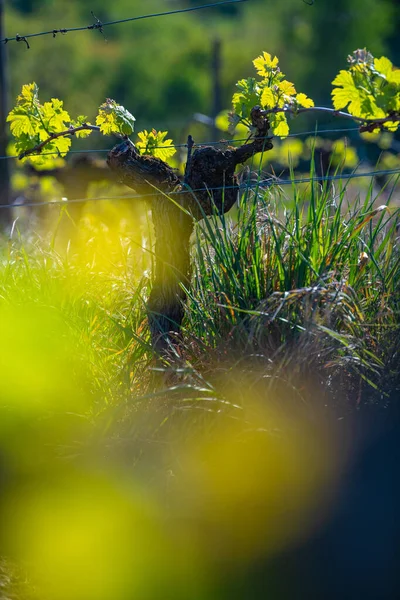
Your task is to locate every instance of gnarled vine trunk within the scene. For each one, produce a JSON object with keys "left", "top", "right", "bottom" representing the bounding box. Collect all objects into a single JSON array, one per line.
[{"left": 107, "top": 106, "right": 272, "bottom": 352}]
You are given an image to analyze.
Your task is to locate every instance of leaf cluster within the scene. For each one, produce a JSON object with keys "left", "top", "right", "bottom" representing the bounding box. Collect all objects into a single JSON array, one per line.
[
  {"left": 7, "top": 84, "right": 179, "bottom": 166},
  {"left": 8, "top": 47, "right": 399, "bottom": 165},
  {"left": 96, "top": 99, "right": 136, "bottom": 136},
  {"left": 332, "top": 49, "right": 400, "bottom": 131},
  {"left": 6, "top": 83, "right": 77, "bottom": 166},
  {"left": 136, "top": 129, "right": 176, "bottom": 161},
  {"left": 230, "top": 52, "right": 314, "bottom": 137}
]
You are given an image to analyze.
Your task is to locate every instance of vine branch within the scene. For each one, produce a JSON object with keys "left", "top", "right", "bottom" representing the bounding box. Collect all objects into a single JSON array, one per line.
[
  {"left": 261, "top": 106, "right": 400, "bottom": 131},
  {"left": 18, "top": 124, "right": 101, "bottom": 159},
  {"left": 17, "top": 107, "right": 400, "bottom": 162}
]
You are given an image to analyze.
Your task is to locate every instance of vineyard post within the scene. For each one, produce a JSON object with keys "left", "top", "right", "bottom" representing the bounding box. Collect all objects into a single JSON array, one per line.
[
  {"left": 0, "top": 0, "right": 11, "bottom": 227},
  {"left": 211, "top": 38, "right": 222, "bottom": 140}
]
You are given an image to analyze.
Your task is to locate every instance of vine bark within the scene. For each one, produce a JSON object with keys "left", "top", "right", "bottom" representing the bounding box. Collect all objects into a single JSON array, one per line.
[{"left": 107, "top": 106, "right": 272, "bottom": 352}]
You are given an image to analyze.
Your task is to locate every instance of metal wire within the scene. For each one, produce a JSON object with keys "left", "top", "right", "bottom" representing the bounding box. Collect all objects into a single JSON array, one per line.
[
  {"left": 0, "top": 126, "right": 364, "bottom": 161},
  {"left": 0, "top": 0, "right": 248, "bottom": 45},
  {"left": 2, "top": 167, "right": 399, "bottom": 210}
]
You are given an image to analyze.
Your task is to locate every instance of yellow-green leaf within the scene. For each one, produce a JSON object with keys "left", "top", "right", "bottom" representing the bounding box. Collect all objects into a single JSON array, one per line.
[
  {"left": 279, "top": 80, "right": 296, "bottom": 96},
  {"left": 136, "top": 129, "right": 176, "bottom": 161},
  {"left": 261, "top": 87, "right": 275, "bottom": 108},
  {"left": 332, "top": 84, "right": 362, "bottom": 114},
  {"left": 253, "top": 52, "right": 279, "bottom": 77},
  {"left": 374, "top": 56, "right": 393, "bottom": 80},
  {"left": 75, "top": 127, "right": 93, "bottom": 139},
  {"left": 16, "top": 82, "right": 40, "bottom": 107},
  {"left": 232, "top": 78, "right": 260, "bottom": 120},
  {"left": 96, "top": 100, "right": 135, "bottom": 136},
  {"left": 53, "top": 136, "right": 72, "bottom": 156},
  {"left": 6, "top": 110, "right": 36, "bottom": 137},
  {"left": 296, "top": 93, "right": 314, "bottom": 108},
  {"left": 271, "top": 113, "right": 289, "bottom": 137},
  {"left": 72, "top": 116, "right": 93, "bottom": 138},
  {"left": 331, "top": 70, "right": 354, "bottom": 88},
  {"left": 42, "top": 102, "right": 70, "bottom": 132},
  {"left": 96, "top": 111, "right": 117, "bottom": 135},
  {"left": 389, "top": 69, "right": 400, "bottom": 84}
]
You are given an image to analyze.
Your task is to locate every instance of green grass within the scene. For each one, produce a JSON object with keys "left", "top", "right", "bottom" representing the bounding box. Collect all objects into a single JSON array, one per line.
[
  {"left": 183, "top": 173, "right": 400, "bottom": 407},
  {"left": 1, "top": 171, "right": 399, "bottom": 414}
]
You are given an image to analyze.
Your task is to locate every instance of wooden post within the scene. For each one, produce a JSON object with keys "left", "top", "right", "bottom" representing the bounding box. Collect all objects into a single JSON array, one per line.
[
  {"left": 211, "top": 38, "right": 222, "bottom": 141},
  {"left": 0, "top": 0, "right": 11, "bottom": 228}
]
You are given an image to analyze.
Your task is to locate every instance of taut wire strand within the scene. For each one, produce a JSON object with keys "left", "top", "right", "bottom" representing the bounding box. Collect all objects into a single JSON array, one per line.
[
  {"left": 0, "top": 1, "right": 248, "bottom": 45},
  {"left": 0, "top": 126, "right": 365, "bottom": 161},
  {"left": 1, "top": 167, "right": 399, "bottom": 210}
]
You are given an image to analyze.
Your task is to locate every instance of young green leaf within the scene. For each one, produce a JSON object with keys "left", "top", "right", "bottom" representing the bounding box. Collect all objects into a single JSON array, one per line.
[
  {"left": 7, "top": 109, "right": 37, "bottom": 137},
  {"left": 253, "top": 52, "right": 279, "bottom": 77},
  {"left": 96, "top": 99, "right": 136, "bottom": 136},
  {"left": 6, "top": 83, "right": 41, "bottom": 138},
  {"left": 296, "top": 93, "right": 314, "bottom": 109},
  {"left": 7, "top": 83, "right": 86, "bottom": 165},
  {"left": 231, "top": 53, "right": 314, "bottom": 138},
  {"left": 71, "top": 116, "right": 93, "bottom": 139},
  {"left": 331, "top": 70, "right": 363, "bottom": 114},
  {"left": 232, "top": 78, "right": 260, "bottom": 122},
  {"left": 41, "top": 100, "right": 71, "bottom": 133},
  {"left": 136, "top": 129, "right": 176, "bottom": 161}
]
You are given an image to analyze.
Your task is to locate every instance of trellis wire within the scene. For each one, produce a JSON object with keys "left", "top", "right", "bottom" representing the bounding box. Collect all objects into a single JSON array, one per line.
[
  {"left": 2, "top": 167, "right": 399, "bottom": 210},
  {"left": 0, "top": 126, "right": 365, "bottom": 161},
  {"left": 0, "top": 0, "right": 248, "bottom": 45}
]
